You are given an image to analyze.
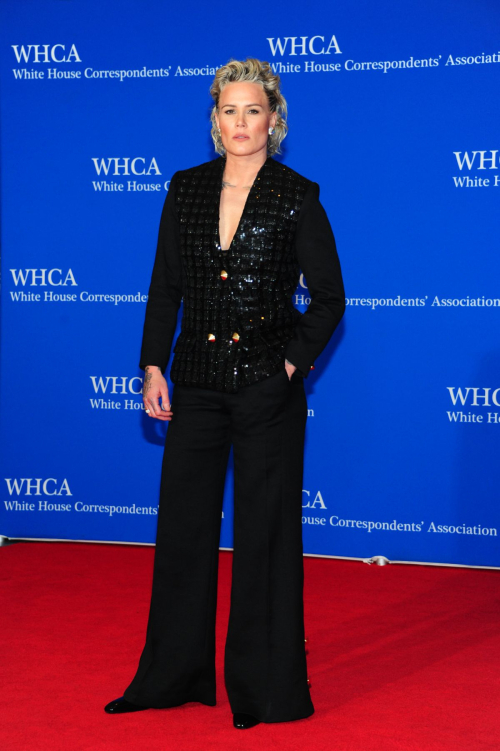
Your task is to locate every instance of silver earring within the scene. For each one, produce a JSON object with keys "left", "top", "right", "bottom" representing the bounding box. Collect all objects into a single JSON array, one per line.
[{"left": 268, "top": 127, "right": 275, "bottom": 135}]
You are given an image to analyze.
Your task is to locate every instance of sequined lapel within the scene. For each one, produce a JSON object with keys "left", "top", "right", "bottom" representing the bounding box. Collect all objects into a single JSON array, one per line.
[{"left": 215, "top": 157, "right": 272, "bottom": 257}]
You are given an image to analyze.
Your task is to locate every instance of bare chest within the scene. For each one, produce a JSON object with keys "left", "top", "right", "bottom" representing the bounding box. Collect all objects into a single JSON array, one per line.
[{"left": 219, "top": 188, "right": 250, "bottom": 251}]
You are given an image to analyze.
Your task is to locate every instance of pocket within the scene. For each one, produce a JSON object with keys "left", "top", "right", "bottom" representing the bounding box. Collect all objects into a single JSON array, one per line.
[{"left": 268, "top": 367, "right": 290, "bottom": 384}]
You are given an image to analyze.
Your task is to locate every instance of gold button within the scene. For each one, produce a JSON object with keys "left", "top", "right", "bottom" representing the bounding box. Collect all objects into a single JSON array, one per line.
[
  {"left": 261, "top": 316, "right": 265, "bottom": 320},
  {"left": 220, "top": 270, "right": 228, "bottom": 280},
  {"left": 208, "top": 333, "right": 216, "bottom": 342},
  {"left": 232, "top": 332, "right": 240, "bottom": 342}
]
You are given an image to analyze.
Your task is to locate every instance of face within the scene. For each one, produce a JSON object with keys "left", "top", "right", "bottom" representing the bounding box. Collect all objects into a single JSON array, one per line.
[{"left": 215, "top": 82, "right": 277, "bottom": 159}]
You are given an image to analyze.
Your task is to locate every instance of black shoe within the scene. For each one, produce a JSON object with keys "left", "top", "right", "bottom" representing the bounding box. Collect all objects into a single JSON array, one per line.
[
  {"left": 233, "top": 712, "right": 260, "bottom": 729},
  {"left": 104, "top": 696, "right": 150, "bottom": 714}
]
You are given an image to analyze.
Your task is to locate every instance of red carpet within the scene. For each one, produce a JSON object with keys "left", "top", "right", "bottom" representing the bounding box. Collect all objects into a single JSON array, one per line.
[{"left": 1, "top": 542, "right": 499, "bottom": 751}]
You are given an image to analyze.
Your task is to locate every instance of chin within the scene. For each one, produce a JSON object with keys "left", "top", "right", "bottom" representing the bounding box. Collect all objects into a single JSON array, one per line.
[{"left": 225, "top": 141, "right": 266, "bottom": 158}]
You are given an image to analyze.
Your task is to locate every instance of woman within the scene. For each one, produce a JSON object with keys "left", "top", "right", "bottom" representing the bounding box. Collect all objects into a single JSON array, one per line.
[{"left": 104, "top": 58, "right": 345, "bottom": 729}]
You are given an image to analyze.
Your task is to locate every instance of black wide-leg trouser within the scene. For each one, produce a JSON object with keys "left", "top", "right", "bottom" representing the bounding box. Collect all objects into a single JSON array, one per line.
[{"left": 123, "top": 368, "right": 314, "bottom": 723}]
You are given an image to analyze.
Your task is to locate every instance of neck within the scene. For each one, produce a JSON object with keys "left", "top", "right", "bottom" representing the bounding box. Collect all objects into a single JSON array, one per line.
[{"left": 223, "top": 150, "right": 268, "bottom": 185}]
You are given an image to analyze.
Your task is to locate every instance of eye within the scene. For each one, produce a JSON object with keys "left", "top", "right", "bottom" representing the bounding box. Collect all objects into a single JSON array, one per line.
[
  {"left": 248, "top": 109, "right": 260, "bottom": 114},
  {"left": 223, "top": 109, "right": 235, "bottom": 115}
]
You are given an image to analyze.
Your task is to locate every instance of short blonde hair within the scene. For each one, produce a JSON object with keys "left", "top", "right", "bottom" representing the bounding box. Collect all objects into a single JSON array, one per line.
[{"left": 210, "top": 58, "right": 288, "bottom": 156}]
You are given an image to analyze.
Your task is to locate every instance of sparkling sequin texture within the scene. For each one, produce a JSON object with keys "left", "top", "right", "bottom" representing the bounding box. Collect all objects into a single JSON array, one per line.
[{"left": 169, "top": 156, "right": 310, "bottom": 393}]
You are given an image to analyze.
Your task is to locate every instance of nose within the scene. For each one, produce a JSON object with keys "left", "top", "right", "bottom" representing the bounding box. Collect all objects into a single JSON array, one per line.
[{"left": 236, "top": 112, "right": 247, "bottom": 128}]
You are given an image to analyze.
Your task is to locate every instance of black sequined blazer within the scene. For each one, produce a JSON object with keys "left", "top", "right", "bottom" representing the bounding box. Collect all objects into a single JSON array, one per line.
[{"left": 139, "top": 156, "right": 345, "bottom": 393}]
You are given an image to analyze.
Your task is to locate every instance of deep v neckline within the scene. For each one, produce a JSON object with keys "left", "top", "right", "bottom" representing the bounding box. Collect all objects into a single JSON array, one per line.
[{"left": 217, "top": 157, "right": 269, "bottom": 253}]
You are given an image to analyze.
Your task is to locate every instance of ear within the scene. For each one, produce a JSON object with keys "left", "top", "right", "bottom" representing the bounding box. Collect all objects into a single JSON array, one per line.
[{"left": 270, "top": 111, "right": 278, "bottom": 129}]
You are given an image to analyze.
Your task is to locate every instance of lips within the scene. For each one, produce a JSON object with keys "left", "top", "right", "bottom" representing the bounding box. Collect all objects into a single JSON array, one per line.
[{"left": 233, "top": 135, "right": 249, "bottom": 140}]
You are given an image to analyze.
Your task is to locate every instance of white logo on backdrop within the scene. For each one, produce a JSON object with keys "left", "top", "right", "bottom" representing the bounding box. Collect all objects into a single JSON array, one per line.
[
  {"left": 8, "top": 268, "right": 147, "bottom": 306},
  {"left": 3, "top": 477, "right": 157, "bottom": 517},
  {"left": 11, "top": 44, "right": 81, "bottom": 64},
  {"left": 446, "top": 387, "right": 500, "bottom": 425},
  {"left": 300, "top": 487, "right": 497, "bottom": 537},
  {"left": 11, "top": 42, "right": 171, "bottom": 82},
  {"left": 10, "top": 269, "right": 77, "bottom": 287},
  {"left": 9, "top": 269, "right": 78, "bottom": 302},
  {"left": 329, "top": 515, "right": 497, "bottom": 537},
  {"left": 3, "top": 478, "right": 72, "bottom": 513},
  {"left": 92, "top": 158, "right": 161, "bottom": 176},
  {"left": 344, "top": 295, "right": 428, "bottom": 310},
  {"left": 342, "top": 295, "right": 500, "bottom": 311},
  {"left": 452, "top": 150, "right": 500, "bottom": 189},
  {"left": 302, "top": 489, "right": 328, "bottom": 527},
  {"left": 266, "top": 34, "right": 445, "bottom": 75},
  {"left": 11, "top": 43, "right": 84, "bottom": 81},
  {"left": 4, "top": 478, "right": 72, "bottom": 496},
  {"left": 91, "top": 157, "right": 168, "bottom": 193},
  {"left": 267, "top": 35, "right": 342, "bottom": 57},
  {"left": 89, "top": 376, "right": 144, "bottom": 411}
]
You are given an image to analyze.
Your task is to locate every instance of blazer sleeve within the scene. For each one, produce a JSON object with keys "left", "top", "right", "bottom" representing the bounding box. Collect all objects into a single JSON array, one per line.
[
  {"left": 284, "top": 181, "right": 345, "bottom": 377},
  {"left": 138, "top": 172, "right": 183, "bottom": 373}
]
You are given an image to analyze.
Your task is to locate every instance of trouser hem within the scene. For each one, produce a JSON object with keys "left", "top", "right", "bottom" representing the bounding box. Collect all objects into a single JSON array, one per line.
[
  {"left": 232, "top": 705, "right": 315, "bottom": 724},
  {"left": 123, "top": 690, "right": 216, "bottom": 710}
]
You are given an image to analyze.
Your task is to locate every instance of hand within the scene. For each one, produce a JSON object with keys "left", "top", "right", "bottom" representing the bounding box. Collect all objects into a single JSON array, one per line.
[
  {"left": 285, "top": 359, "right": 297, "bottom": 380},
  {"left": 143, "top": 366, "right": 173, "bottom": 421}
]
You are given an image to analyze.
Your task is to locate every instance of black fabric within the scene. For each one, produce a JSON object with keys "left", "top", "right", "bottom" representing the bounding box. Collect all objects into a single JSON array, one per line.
[
  {"left": 139, "top": 157, "right": 345, "bottom": 391},
  {"left": 123, "top": 370, "right": 314, "bottom": 723}
]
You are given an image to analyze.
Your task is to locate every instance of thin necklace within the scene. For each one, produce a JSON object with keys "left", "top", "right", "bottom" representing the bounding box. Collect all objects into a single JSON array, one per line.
[{"left": 221, "top": 178, "right": 253, "bottom": 190}]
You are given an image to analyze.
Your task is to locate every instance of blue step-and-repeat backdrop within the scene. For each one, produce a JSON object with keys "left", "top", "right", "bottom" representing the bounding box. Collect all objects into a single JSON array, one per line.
[{"left": 1, "top": 0, "right": 499, "bottom": 567}]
